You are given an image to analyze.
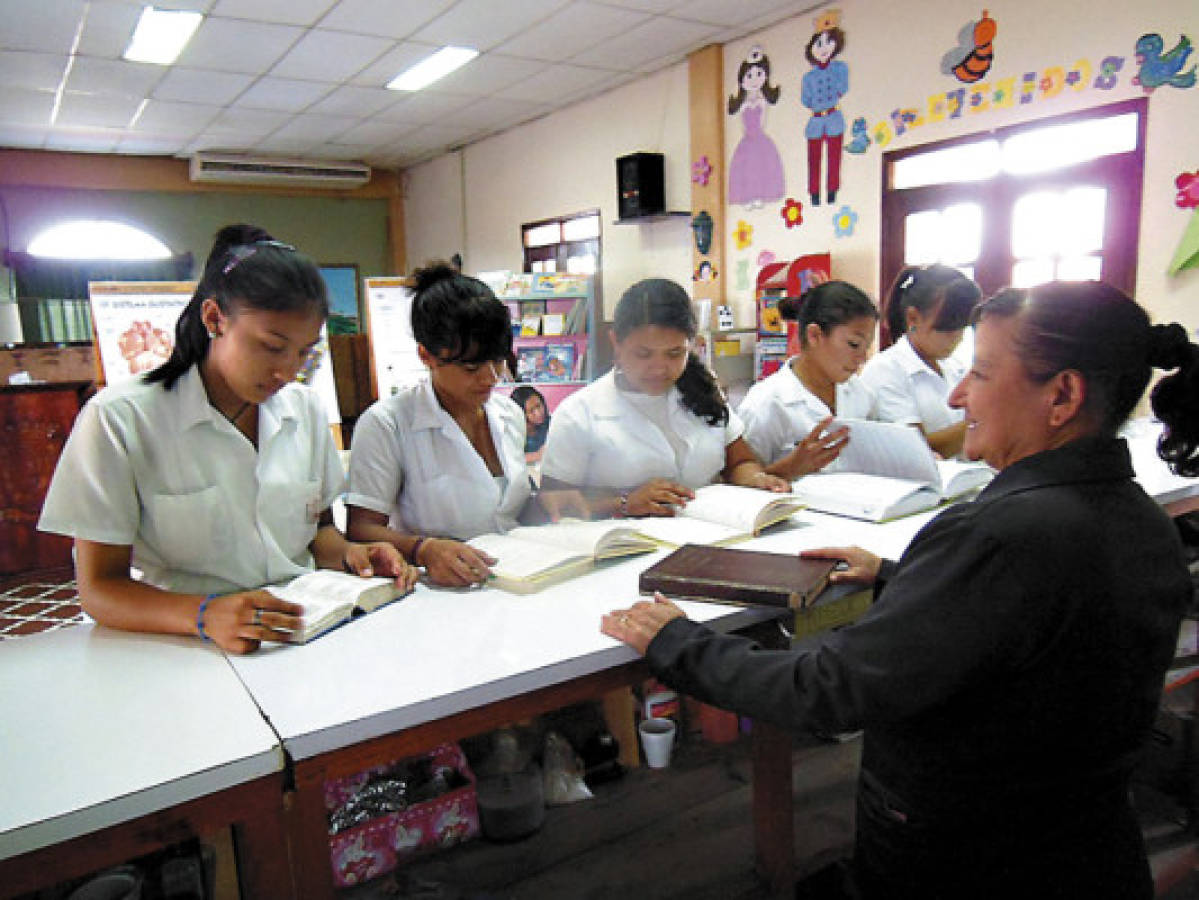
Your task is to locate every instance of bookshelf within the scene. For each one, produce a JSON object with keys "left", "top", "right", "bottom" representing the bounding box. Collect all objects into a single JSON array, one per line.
[{"left": 754, "top": 253, "right": 831, "bottom": 380}]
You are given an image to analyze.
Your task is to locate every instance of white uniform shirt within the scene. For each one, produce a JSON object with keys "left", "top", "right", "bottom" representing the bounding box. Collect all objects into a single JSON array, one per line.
[
  {"left": 540, "top": 370, "right": 744, "bottom": 490},
  {"left": 738, "top": 359, "right": 877, "bottom": 473},
  {"left": 347, "top": 378, "right": 530, "bottom": 540},
  {"left": 859, "top": 334, "right": 966, "bottom": 433},
  {"left": 38, "top": 366, "right": 344, "bottom": 597}
]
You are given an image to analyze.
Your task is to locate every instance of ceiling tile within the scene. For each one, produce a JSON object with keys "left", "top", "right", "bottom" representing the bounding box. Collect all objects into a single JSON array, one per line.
[
  {"left": 233, "top": 77, "right": 332, "bottom": 112},
  {"left": 152, "top": 68, "right": 255, "bottom": 105},
  {"left": 55, "top": 91, "right": 143, "bottom": 128},
  {"left": 269, "top": 29, "right": 394, "bottom": 82},
  {"left": 186, "top": 132, "right": 261, "bottom": 154},
  {"left": 437, "top": 96, "right": 550, "bottom": 132},
  {"left": 76, "top": 1, "right": 142, "bottom": 58},
  {"left": 211, "top": 0, "right": 336, "bottom": 27},
  {"left": 175, "top": 17, "right": 304, "bottom": 75},
  {"left": 306, "top": 85, "right": 402, "bottom": 118},
  {"left": 375, "top": 91, "right": 476, "bottom": 126},
  {"left": 43, "top": 128, "right": 122, "bottom": 153},
  {"left": 494, "top": 2, "right": 651, "bottom": 64},
  {"left": 668, "top": 0, "right": 811, "bottom": 27},
  {"left": 251, "top": 135, "right": 323, "bottom": 155},
  {"left": 0, "top": 125, "right": 50, "bottom": 149},
  {"left": 413, "top": 0, "right": 573, "bottom": 53},
  {"left": 569, "top": 15, "right": 718, "bottom": 71},
  {"left": 132, "top": 100, "right": 221, "bottom": 133},
  {"left": 495, "top": 63, "right": 618, "bottom": 104},
  {"left": 2, "top": 0, "right": 87, "bottom": 54},
  {"left": 206, "top": 107, "right": 291, "bottom": 136},
  {"left": 337, "top": 119, "right": 420, "bottom": 146},
  {"left": 349, "top": 41, "right": 441, "bottom": 88},
  {"left": 264, "top": 114, "right": 361, "bottom": 143},
  {"left": 429, "top": 54, "right": 548, "bottom": 97},
  {"left": 116, "top": 135, "right": 189, "bottom": 155},
  {"left": 316, "top": 0, "right": 456, "bottom": 40},
  {"left": 0, "top": 52, "right": 69, "bottom": 92},
  {"left": 0, "top": 88, "right": 56, "bottom": 127},
  {"left": 597, "top": 0, "right": 681, "bottom": 11},
  {"left": 66, "top": 57, "right": 165, "bottom": 98}
]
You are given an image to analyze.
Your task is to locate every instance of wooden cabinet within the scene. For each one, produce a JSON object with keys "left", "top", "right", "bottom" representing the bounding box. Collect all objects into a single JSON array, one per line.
[{"left": 0, "top": 382, "right": 90, "bottom": 574}]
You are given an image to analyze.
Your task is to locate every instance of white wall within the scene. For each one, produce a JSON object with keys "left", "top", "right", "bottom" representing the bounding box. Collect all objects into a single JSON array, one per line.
[{"left": 404, "top": 64, "right": 693, "bottom": 319}]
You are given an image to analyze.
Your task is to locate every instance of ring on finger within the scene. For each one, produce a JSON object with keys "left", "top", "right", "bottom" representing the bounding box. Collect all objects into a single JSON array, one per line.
[{"left": 251, "top": 607, "right": 263, "bottom": 627}]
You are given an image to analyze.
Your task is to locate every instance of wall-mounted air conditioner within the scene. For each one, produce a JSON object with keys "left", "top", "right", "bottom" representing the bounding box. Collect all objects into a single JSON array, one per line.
[{"left": 189, "top": 153, "right": 371, "bottom": 189}]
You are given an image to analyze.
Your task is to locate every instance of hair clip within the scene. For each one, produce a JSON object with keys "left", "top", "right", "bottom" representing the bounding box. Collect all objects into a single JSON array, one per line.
[
  {"left": 222, "top": 239, "right": 296, "bottom": 275},
  {"left": 899, "top": 272, "right": 917, "bottom": 292}
]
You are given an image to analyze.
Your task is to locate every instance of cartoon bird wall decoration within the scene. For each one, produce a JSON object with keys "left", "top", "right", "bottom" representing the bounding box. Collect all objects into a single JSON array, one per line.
[
  {"left": 1133, "top": 33, "right": 1196, "bottom": 92},
  {"left": 941, "top": 10, "right": 997, "bottom": 83}
]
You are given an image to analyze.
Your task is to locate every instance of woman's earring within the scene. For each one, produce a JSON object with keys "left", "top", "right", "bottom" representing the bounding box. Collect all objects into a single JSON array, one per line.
[{"left": 207, "top": 329, "right": 217, "bottom": 340}]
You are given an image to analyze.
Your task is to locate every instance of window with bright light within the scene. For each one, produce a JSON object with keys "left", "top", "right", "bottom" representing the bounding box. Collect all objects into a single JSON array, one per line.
[
  {"left": 880, "top": 98, "right": 1145, "bottom": 321},
  {"left": 522, "top": 211, "right": 601, "bottom": 278},
  {"left": 28, "top": 220, "right": 172, "bottom": 260}
]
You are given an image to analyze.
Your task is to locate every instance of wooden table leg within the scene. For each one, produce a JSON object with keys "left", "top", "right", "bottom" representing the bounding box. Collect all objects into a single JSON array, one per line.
[
  {"left": 752, "top": 719, "right": 795, "bottom": 896},
  {"left": 286, "top": 763, "right": 339, "bottom": 900},
  {"left": 232, "top": 778, "right": 295, "bottom": 899}
]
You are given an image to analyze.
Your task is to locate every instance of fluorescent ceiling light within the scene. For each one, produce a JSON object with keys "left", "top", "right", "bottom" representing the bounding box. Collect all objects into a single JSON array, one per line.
[
  {"left": 123, "top": 6, "right": 203, "bottom": 65},
  {"left": 387, "top": 46, "right": 478, "bottom": 91}
]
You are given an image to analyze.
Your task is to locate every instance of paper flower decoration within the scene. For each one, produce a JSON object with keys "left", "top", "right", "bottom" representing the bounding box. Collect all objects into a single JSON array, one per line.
[
  {"left": 692, "top": 155, "right": 712, "bottom": 186},
  {"left": 832, "top": 205, "right": 858, "bottom": 238},
  {"left": 733, "top": 219, "right": 754, "bottom": 250},
  {"left": 757, "top": 250, "right": 777, "bottom": 267},
  {"left": 1176, "top": 171, "right": 1199, "bottom": 209},
  {"left": 780, "top": 198, "right": 804, "bottom": 229}
]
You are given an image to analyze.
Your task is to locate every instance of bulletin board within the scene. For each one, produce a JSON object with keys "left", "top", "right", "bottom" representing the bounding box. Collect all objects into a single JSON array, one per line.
[{"left": 362, "top": 276, "right": 422, "bottom": 401}]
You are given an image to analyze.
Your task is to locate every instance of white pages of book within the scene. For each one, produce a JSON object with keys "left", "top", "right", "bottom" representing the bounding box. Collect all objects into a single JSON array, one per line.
[{"left": 791, "top": 471, "right": 941, "bottom": 522}]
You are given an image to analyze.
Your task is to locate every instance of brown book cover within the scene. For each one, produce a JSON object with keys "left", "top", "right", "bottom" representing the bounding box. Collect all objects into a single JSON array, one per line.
[{"left": 638, "top": 544, "right": 837, "bottom": 610}]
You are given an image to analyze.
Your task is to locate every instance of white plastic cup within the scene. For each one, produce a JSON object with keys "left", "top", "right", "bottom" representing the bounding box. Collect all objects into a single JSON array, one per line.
[{"left": 639, "top": 717, "right": 677, "bottom": 769}]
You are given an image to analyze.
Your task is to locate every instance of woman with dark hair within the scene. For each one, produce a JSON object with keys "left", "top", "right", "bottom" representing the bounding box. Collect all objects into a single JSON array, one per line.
[
  {"left": 510, "top": 385, "right": 550, "bottom": 464},
  {"left": 738, "top": 280, "right": 880, "bottom": 479},
  {"left": 860, "top": 264, "right": 982, "bottom": 457},
  {"left": 603, "top": 280, "right": 1199, "bottom": 899},
  {"left": 540, "top": 278, "right": 789, "bottom": 517},
  {"left": 38, "top": 224, "right": 415, "bottom": 655},
  {"left": 347, "top": 262, "right": 584, "bottom": 587}
]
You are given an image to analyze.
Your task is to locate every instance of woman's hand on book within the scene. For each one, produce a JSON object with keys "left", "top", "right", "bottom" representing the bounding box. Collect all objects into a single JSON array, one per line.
[
  {"left": 782, "top": 417, "right": 850, "bottom": 479},
  {"left": 626, "top": 479, "right": 695, "bottom": 517},
  {"left": 800, "top": 546, "right": 882, "bottom": 586},
  {"left": 601, "top": 593, "right": 685, "bottom": 655},
  {"left": 204, "top": 589, "right": 302, "bottom": 655},
  {"left": 343, "top": 542, "right": 421, "bottom": 593},
  {"left": 421, "top": 538, "right": 497, "bottom": 587},
  {"left": 538, "top": 488, "right": 591, "bottom": 522}
]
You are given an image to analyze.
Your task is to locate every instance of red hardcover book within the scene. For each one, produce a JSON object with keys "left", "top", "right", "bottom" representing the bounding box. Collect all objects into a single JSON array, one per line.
[{"left": 639, "top": 544, "right": 837, "bottom": 610}]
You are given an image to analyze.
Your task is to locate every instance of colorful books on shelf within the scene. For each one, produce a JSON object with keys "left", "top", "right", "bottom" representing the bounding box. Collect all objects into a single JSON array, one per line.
[
  {"left": 265, "top": 570, "right": 411, "bottom": 644},
  {"left": 468, "top": 520, "right": 660, "bottom": 593},
  {"left": 790, "top": 419, "right": 994, "bottom": 522},
  {"left": 515, "top": 347, "right": 544, "bottom": 381},
  {"left": 639, "top": 544, "right": 836, "bottom": 610},
  {"left": 541, "top": 343, "right": 575, "bottom": 381},
  {"left": 629, "top": 484, "right": 805, "bottom": 547}
]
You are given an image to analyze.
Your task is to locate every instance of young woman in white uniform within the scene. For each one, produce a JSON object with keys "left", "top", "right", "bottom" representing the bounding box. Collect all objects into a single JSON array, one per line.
[
  {"left": 738, "top": 280, "right": 879, "bottom": 479},
  {"left": 859, "top": 264, "right": 982, "bottom": 458},
  {"left": 38, "top": 225, "right": 415, "bottom": 655},
  {"left": 540, "top": 278, "right": 789, "bottom": 517},
  {"left": 347, "top": 263, "right": 583, "bottom": 587}
]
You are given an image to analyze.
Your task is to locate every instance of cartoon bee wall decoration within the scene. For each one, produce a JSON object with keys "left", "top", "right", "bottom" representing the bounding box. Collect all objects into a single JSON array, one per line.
[{"left": 941, "top": 10, "right": 997, "bottom": 83}]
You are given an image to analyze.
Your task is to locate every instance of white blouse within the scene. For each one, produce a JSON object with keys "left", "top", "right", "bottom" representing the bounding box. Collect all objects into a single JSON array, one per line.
[
  {"left": 540, "top": 371, "right": 744, "bottom": 490},
  {"left": 347, "top": 378, "right": 530, "bottom": 540},
  {"left": 859, "top": 335, "right": 966, "bottom": 434},
  {"left": 738, "top": 359, "right": 876, "bottom": 473},
  {"left": 39, "top": 367, "right": 344, "bottom": 597}
]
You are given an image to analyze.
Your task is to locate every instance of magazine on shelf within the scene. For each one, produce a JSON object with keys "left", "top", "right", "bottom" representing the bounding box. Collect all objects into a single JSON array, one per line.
[
  {"left": 541, "top": 344, "right": 576, "bottom": 381},
  {"left": 516, "top": 347, "right": 544, "bottom": 381}
]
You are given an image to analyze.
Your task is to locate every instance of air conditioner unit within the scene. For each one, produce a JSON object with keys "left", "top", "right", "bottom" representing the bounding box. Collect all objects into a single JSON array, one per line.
[{"left": 189, "top": 153, "right": 371, "bottom": 189}]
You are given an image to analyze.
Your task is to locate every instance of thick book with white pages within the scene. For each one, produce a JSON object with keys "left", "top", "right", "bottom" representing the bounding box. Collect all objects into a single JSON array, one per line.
[
  {"left": 265, "top": 570, "right": 410, "bottom": 644},
  {"left": 629, "top": 483, "right": 806, "bottom": 547}
]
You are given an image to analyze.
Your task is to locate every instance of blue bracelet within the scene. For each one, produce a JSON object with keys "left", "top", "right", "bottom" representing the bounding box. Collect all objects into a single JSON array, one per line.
[{"left": 197, "top": 593, "right": 217, "bottom": 642}]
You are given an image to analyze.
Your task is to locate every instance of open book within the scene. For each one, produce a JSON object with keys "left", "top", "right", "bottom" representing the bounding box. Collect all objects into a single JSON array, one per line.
[
  {"left": 468, "top": 520, "right": 661, "bottom": 594},
  {"left": 265, "top": 570, "right": 411, "bottom": 644},
  {"left": 630, "top": 483, "right": 805, "bottom": 547},
  {"left": 791, "top": 419, "right": 993, "bottom": 522}
]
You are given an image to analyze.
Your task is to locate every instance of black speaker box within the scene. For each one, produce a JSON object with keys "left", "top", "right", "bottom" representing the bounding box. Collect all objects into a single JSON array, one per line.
[{"left": 616, "top": 152, "right": 665, "bottom": 219}]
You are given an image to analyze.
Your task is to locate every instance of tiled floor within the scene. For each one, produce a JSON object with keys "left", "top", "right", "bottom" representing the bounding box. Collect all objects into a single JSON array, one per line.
[{"left": 0, "top": 570, "right": 85, "bottom": 640}]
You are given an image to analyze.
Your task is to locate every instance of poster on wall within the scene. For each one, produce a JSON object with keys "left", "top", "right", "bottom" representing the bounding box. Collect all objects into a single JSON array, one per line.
[
  {"left": 363, "top": 276, "right": 424, "bottom": 399},
  {"left": 87, "top": 280, "right": 340, "bottom": 425}
]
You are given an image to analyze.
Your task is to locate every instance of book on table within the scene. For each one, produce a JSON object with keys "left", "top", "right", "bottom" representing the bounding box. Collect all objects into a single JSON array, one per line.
[
  {"left": 639, "top": 544, "right": 837, "bottom": 610},
  {"left": 468, "top": 520, "right": 661, "bottom": 594},
  {"left": 265, "top": 570, "right": 411, "bottom": 644},
  {"left": 790, "top": 419, "right": 994, "bottom": 522},
  {"left": 630, "top": 483, "right": 805, "bottom": 547}
]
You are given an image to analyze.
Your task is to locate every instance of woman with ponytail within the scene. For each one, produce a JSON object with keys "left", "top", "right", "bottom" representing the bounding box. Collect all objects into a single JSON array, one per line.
[
  {"left": 540, "top": 278, "right": 788, "bottom": 517},
  {"left": 860, "top": 264, "right": 982, "bottom": 457},
  {"left": 604, "top": 280, "right": 1197, "bottom": 898},
  {"left": 39, "top": 224, "right": 415, "bottom": 654}
]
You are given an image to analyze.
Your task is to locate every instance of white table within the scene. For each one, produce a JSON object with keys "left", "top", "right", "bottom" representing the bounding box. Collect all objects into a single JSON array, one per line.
[{"left": 0, "top": 625, "right": 291, "bottom": 897}]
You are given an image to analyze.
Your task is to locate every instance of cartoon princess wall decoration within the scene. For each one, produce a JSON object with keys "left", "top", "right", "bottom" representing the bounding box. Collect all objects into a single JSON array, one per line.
[
  {"left": 801, "top": 9, "right": 849, "bottom": 207},
  {"left": 727, "top": 46, "right": 786, "bottom": 208}
]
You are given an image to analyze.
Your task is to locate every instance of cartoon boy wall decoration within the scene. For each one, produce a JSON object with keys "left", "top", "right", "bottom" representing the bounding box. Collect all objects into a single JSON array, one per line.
[{"left": 801, "top": 9, "right": 848, "bottom": 207}]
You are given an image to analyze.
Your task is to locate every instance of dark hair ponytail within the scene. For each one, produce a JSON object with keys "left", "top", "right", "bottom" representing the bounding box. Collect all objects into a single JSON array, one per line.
[
  {"left": 885, "top": 264, "right": 981, "bottom": 340},
  {"left": 145, "top": 223, "right": 327, "bottom": 390},
  {"left": 1149, "top": 323, "right": 1199, "bottom": 476},
  {"left": 410, "top": 260, "right": 511, "bottom": 364},
  {"left": 779, "top": 280, "right": 878, "bottom": 346},
  {"left": 613, "top": 278, "right": 728, "bottom": 426}
]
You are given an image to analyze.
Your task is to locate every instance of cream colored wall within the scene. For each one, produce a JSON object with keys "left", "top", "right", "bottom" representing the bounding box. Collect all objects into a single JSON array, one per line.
[
  {"left": 403, "top": 64, "right": 693, "bottom": 319},
  {"left": 721, "top": 0, "right": 1199, "bottom": 331}
]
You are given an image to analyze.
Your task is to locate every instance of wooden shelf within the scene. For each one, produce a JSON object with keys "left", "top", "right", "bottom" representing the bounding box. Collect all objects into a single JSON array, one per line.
[{"left": 612, "top": 211, "right": 690, "bottom": 224}]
